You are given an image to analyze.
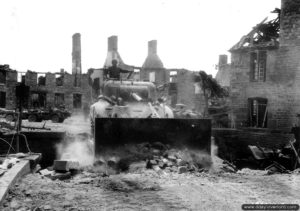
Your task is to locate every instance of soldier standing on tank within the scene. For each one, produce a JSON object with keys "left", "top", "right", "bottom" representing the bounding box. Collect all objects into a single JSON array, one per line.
[{"left": 104, "top": 59, "right": 132, "bottom": 80}]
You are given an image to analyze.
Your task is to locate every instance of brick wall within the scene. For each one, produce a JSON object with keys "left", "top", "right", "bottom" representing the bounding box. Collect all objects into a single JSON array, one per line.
[
  {"left": 229, "top": 0, "right": 300, "bottom": 131},
  {"left": 173, "top": 69, "right": 205, "bottom": 113},
  {"left": 140, "top": 68, "right": 169, "bottom": 85},
  {"left": 212, "top": 128, "right": 294, "bottom": 160},
  {"left": 0, "top": 70, "right": 18, "bottom": 109},
  {"left": 0, "top": 69, "right": 92, "bottom": 111}
]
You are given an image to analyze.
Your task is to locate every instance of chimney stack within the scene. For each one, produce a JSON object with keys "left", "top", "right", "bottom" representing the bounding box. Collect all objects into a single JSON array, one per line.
[
  {"left": 148, "top": 40, "right": 157, "bottom": 55},
  {"left": 218, "top": 55, "right": 228, "bottom": 68},
  {"left": 108, "top": 36, "right": 118, "bottom": 51},
  {"left": 142, "top": 40, "right": 164, "bottom": 69},
  {"left": 72, "top": 33, "right": 82, "bottom": 75},
  {"left": 104, "top": 35, "right": 128, "bottom": 68},
  {"left": 280, "top": 0, "right": 300, "bottom": 46}
]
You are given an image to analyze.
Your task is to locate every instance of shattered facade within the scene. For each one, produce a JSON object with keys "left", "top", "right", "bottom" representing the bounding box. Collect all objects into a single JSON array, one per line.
[
  {"left": 222, "top": 0, "right": 300, "bottom": 131},
  {"left": 87, "top": 36, "right": 204, "bottom": 113},
  {"left": 0, "top": 66, "right": 92, "bottom": 111}
]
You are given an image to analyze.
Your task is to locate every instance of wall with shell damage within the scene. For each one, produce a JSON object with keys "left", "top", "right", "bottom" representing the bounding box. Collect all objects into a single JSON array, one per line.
[
  {"left": 229, "top": 0, "right": 300, "bottom": 131},
  {"left": 0, "top": 68, "right": 92, "bottom": 111}
]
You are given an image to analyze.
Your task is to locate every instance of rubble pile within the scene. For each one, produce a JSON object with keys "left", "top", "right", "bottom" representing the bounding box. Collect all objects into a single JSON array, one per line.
[
  {"left": 39, "top": 160, "right": 80, "bottom": 180},
  {"left": 94, "top": 142, "right": 213, "bottom": 175}
]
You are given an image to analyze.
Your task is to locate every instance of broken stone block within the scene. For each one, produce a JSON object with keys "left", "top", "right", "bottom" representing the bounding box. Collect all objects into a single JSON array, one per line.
[
  {"left": 128, "top": 161, "right": 147, "bottom": 172},
  {"left": 167, "top": 155, "right": 177, "bottom": 162},
  {"left": 43, "top": 205, "right": 53, "bottom": 210},
  {"left": 158, "top": 161, "right": 166, "bottom": 169},
  {"left": 10, "top": 200, "right": 20, "bottom": 209},
  {"left": 146, "top": 159, "right": 157, "bottom": 169},
  {"left": 39, "top": 169, "right": 53, "bottom": 177},
  {"left": 152, "top": 149, "right": 161, "bottom": 155},
  {"left": 176, "top": 159, "right": 187, "bottom": 166},
  {"left": 153, "top": 155, "right": 159, "bottom": 160},
  {"left": 53, "top": 160, "right": 80, "bottom": 172},
  {"left": 171, "top": 166, "right": 178, "bottom": 172},
  {"left": 152, "top": 165, "right": 161, "bottom": 172},
  {"left": 50, "top": 172, "right": 71, "bottom": 180},
  {"left": 162, "top": 158, "right": 169, "bottom": 164},
  {"left": 107, "top": 156, "right": 120, "bottom": 169},
  {"left": 149, "top": 160, "right": 157, "bottom": 165},
  {"left": 178, "top": 166, "right": 187, "bottom": 174}
]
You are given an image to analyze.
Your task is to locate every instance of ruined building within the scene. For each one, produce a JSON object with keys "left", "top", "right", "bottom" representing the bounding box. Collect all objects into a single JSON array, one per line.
[
  {"left": 87, "top": 35, "right": 204, "bottom": 113},
  {"left": 0, "top": 33, "right": 92, "bottom": 111},
  {"left": 216, "top": 0, "right": 300, "bottom": 131},
  {"left": 141, "top": 40, "right": 168, "bottom": 85}
]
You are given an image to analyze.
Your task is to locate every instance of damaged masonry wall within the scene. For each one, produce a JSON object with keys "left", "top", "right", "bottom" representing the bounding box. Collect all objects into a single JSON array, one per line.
[
  {"left": 0, "top": 66, "right": 92, "bottom": 111},
  {"left": 222, "top": 0, "right": 300, "bottom": 131}
]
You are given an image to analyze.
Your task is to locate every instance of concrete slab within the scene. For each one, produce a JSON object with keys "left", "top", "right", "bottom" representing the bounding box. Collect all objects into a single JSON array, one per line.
[{"left": 0, "top": 154, "right": 41, "bottom": 205}]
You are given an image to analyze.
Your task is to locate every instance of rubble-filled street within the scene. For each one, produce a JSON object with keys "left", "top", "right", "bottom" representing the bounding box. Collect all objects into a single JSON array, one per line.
[
  {"left": 3, "top": 0, "right": 300, "bottom": 210},
  {"left": 0, "top": 115, "right": 299, "bottom": 211},
  {"left": 1, "top": 167, "right": 300, "bottom": 210}
]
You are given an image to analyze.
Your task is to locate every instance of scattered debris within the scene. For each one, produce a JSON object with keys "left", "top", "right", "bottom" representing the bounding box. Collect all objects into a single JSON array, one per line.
[
  {"left": 53, "top": 160, "right": 80, "bottom": 172},
  {"left": 248, "top": 139, "right": 300, "bottom": 172}
]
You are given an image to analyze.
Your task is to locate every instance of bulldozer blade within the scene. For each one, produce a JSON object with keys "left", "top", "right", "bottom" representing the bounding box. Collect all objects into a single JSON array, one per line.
[{"left": 94, "top": 118, "right": 211, "bottom": 155}]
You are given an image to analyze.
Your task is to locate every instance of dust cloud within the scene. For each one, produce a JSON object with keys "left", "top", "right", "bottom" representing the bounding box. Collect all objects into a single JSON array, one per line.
[{"left": 55, "top": 113, "right": 94, "bottom": 167}]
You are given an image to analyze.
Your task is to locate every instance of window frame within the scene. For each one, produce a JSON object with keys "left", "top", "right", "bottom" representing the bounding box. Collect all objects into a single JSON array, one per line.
[{"left": 250, "top": 51, "right": 267, "bottom": 82}]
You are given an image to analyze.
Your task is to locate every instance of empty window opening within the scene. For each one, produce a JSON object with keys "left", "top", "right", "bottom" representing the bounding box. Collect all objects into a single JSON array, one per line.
[
  {"left": 149, "top": 72, "right": 155, "bottom": 82},
  {"left": 74, "top": 77, "right": 81, "bottom": 87},
  {"left": 250, "top": 51, "right": 267, "bottom": 82},
  {"left": 73, "top": 94, "right": 82, "bottom": 109},
  {"left": 170, "top": 71, "right": 178, "bottom": 83},
  {"left": 54, "top": 93, "right": 64, "bottom": 107},
  {"left": 17, "top": 73, "right": 26, "bottom": 83},
  {"left": 0, "top": 92, "right": 6, "bottom": 108},
  {"left": 31, "top": 92, "right": 46, "bottom": 108},
  {"left": 133, "top": 69, "right": 140, "bottom": 81},
  {"left": 55, "top": 74, "right": 64, "bottom": 86},
  {"left": 37, "top": 74, "right": 46, "bottom": 86},
  {"left": 0, "top": 69, "right": 6, "bottom": 84},
  {"left": 248, "top": 98, "right": 268, "bottom": 128}
]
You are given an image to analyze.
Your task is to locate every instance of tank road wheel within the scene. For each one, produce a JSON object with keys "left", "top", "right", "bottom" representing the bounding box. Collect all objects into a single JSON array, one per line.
[
  {"left": 5, "top": 114, "right": 15, "bottom": 122},
  {"left": 51, "top": 114, "right": 60, "bottom": 123},
  {"left": 28, "top": 114, "right": 37, "bottom": 122}
]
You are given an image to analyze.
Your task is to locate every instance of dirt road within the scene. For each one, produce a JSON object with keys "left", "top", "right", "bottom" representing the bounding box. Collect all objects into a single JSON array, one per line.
[{"left": 1, "top": 170, "right": 300, "bottom": 211}]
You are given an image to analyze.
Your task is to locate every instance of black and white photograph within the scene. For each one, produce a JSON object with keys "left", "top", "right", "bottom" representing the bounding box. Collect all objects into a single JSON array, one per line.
[{"left": 0, "top": 0, "right": 300, "bottom": 210}]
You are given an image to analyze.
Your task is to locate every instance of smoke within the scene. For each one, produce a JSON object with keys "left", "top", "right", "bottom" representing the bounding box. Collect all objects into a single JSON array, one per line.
[
  {"left": 210, "top": 136, "right": 218, "bottom": 158},
  {"left": 210, "top": 136, "right": 221, "bottom": 173},
  {"left": 55, "top": 114, "right": 94, "bottom": 167},
  {"left": 56, "top": 138, "right": 94, "bottom": 167}
]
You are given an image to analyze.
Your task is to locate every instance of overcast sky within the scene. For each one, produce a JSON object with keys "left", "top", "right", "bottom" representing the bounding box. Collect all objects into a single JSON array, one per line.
[{"left": 0, "top": 0, "right": 281, "bottom": 76}]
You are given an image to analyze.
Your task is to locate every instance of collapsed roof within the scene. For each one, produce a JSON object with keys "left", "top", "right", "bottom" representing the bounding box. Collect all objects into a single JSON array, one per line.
[{"left": 230, "top": 8, "right": 280, "bottom": 52}]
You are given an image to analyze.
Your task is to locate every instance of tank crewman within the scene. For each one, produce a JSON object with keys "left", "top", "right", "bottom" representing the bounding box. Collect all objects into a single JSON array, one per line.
[{"left": 104, "top": 59, "right": 132, "bottom": 80}]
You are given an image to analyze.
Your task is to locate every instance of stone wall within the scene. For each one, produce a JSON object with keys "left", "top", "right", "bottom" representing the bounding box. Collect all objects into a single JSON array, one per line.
[
  {"left": 0, "top": 69, "right": 92, "bottom": 111},
  {"left": 0, "top": 70, "right": 18, "bottom": 109},
  {"left": 229, "top": 0, "right": 300, "bottom": 131},
  {"left": 170, "top": 69, "right": 205, "bottom": 113},
  {"left": 212, "top": 128, "right": 294, "bottom": 161}
]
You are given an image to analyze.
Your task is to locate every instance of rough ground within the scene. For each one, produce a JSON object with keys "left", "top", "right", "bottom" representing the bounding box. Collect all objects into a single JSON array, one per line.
[
  {"left": 1, "top": 170, "right": 300, "bottom": 211},
  {"left": 2, "top": 115, "right": 300, "bottom": 210}
]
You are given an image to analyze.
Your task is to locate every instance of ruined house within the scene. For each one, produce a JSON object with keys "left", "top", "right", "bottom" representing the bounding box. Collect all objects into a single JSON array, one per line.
[
  {"left": 217, "top": 0, "right": 300, "bottom": 131},
  {"left": 139, "top": 40, "right": 204, "bottom": 113},
  {"left": 0, "top": 33, "right": 92, "bottom": 111},
  {"left": 87, "top": 36, "right": 205, "bottom": 113},
  {"left": 0, "top": 66, "right": 91, "bottom": 111}
]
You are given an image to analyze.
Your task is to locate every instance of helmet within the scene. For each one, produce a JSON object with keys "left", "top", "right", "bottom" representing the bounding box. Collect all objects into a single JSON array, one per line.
[{"left": 112, "top": 59, "right": 118, "bottom": 66}]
